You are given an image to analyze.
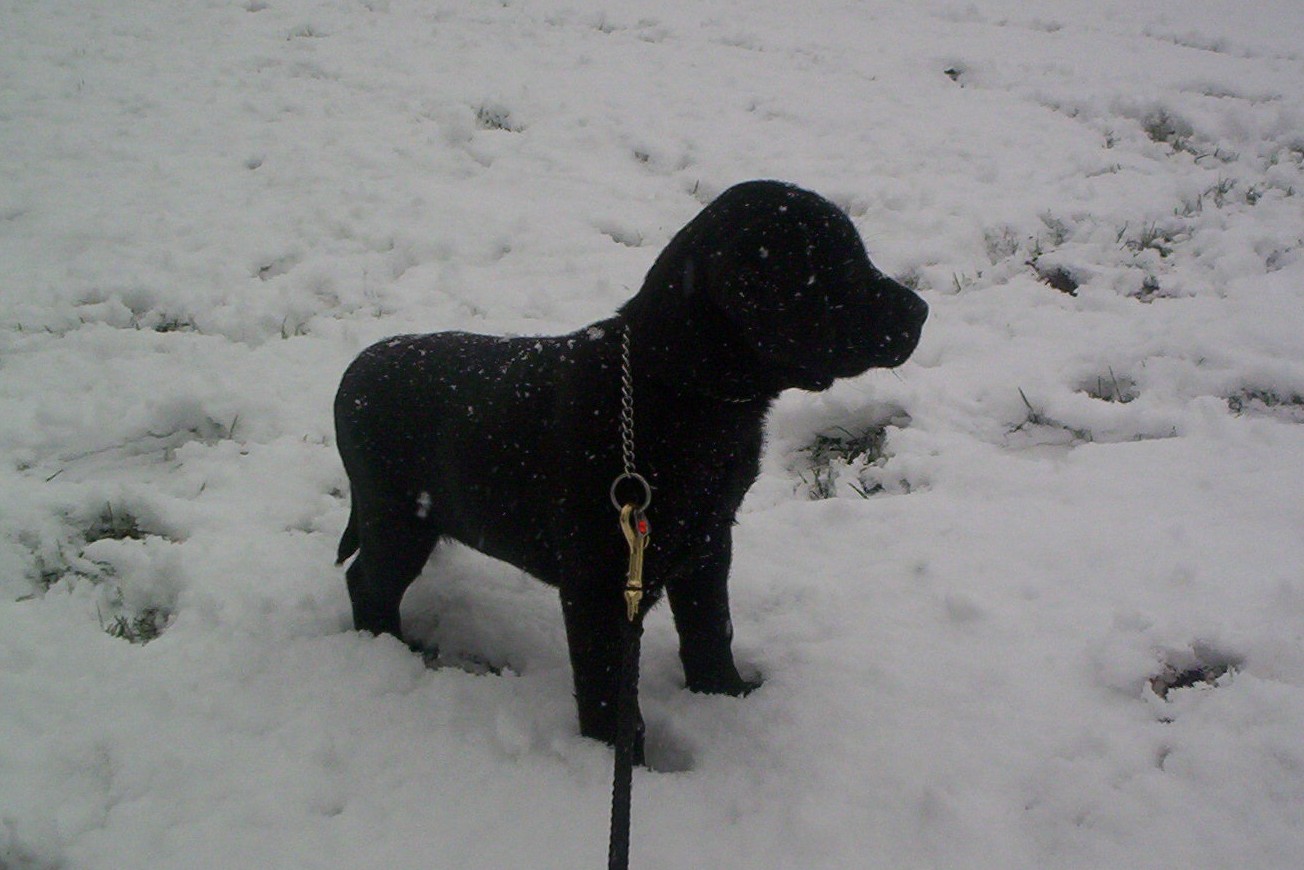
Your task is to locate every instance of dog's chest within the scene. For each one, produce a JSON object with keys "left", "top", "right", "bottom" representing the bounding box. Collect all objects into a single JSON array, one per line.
[{"left": 642, "top": 406, "right": 764, "bottom": 522}]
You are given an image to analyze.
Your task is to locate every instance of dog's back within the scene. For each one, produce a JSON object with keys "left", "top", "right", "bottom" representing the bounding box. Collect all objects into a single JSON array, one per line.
[{"left": 334, "top": 328, "right": 596, "bottom": 581}]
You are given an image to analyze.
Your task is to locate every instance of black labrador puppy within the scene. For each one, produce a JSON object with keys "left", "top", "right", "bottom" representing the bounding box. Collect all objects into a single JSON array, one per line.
[{"left": 334, "top": 180, "right": 927, "bottom": 750}]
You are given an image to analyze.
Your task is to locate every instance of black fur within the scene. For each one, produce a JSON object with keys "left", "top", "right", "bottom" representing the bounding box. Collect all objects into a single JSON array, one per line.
[{"left": 334, "top": 180, "right": 927, "bottom": 751}]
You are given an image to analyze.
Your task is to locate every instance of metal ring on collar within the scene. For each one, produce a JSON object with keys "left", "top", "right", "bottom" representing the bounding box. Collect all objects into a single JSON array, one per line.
[{"left": 609, "top": 472, "right": 652, "bottom": 512}]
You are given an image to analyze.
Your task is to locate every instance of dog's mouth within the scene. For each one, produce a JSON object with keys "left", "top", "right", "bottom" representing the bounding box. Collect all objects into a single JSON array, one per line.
[
  {"left": 767, "top": 333, "right": 909, "bottom": 393},
  {"left": 775, "top": 311, "right": 928, "bottom": 391},
  {"left": 837, "top": 286, "right": 929, "bottom": 372},
  {"left": 857, "top": 325, "right": 927, "bottom": 371},
  {"left": 785, "top": 366, "right": 837, "bottom": 392}
]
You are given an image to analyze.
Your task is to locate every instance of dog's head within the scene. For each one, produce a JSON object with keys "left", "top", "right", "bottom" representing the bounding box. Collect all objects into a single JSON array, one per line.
[{"left": 632, "top": 181, "right": 928, "bottom": 394}]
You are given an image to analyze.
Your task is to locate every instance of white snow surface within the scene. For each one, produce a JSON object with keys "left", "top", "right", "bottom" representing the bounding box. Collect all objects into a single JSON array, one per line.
[{"left": 4, "top": 1, "right": 1304, "bottom": 867}]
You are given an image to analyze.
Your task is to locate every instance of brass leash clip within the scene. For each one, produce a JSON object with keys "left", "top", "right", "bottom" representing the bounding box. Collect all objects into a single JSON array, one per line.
[{"left": 619, "top": 504, "right": 650, "bottom": 622}]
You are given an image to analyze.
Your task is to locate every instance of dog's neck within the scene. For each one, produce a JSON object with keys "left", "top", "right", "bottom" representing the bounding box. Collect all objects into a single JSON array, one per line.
[{"left": 611, "top": 312, "right": 779, "bottom": 407}]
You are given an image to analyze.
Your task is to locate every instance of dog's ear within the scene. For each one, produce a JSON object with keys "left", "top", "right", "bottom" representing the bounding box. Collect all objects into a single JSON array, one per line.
[{"left": 707, "top": 216, "right": 817, "bottom": 324}]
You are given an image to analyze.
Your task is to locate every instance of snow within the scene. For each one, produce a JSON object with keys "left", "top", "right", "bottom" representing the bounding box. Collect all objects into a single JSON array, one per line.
[{"left": 3, "top": 0, "right": 1304, "bottom": 867}]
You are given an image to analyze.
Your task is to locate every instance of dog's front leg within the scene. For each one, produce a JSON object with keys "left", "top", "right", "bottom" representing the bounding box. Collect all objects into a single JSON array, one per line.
[
  {"left": 667, "top": 533, "right": 760, "bottom": 696},
  {"left": 559, "top": 580, "right": 645, "bottom": 760}
]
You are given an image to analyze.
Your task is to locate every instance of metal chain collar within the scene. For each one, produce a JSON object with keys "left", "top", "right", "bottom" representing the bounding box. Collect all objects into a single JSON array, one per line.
[
  {"left": 619, "top": 323, "right": 637, "bottom": 478},
  {"left": 609, "top": 322, "right": 651, "bottom": 512}
]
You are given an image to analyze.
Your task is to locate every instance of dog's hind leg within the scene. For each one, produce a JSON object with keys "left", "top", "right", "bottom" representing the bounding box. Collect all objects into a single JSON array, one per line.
[{"left": 344, "top": 499, "right": 439, "bottom": 641}]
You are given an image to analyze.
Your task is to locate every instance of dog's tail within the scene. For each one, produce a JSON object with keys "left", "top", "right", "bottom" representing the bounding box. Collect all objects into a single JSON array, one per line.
[{"left": 336, "top": 502, "right": 360, "bottom": 565}]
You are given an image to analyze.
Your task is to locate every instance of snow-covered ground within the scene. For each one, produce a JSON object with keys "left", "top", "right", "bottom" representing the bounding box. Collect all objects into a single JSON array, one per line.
[{"left": 4, "top": 1, "right": 1304, "bottom": 867}]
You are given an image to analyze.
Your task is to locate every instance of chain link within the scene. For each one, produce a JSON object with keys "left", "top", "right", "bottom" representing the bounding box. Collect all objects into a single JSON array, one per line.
[
  {"left": 610, "top": 322, "right": 651, "bottom": 512},
  {"left": 619, "top": 322, "right": 637, "bottom": 477}
]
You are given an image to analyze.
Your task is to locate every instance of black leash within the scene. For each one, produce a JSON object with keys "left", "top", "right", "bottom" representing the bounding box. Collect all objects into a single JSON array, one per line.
[{"left": 607, "top": 609, "right": 644, "bottom": 870}]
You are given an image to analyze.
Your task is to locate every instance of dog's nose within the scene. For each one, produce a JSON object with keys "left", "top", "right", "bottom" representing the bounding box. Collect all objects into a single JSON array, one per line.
[
  {"left": 903, "top": 288, "right": 928, "bottom": 329},
  {"left": 862, "top": 280, "right": 928, "bottom": 369},
  {"left": 876, "top": 279, "right": 928, "bottom": 329}
]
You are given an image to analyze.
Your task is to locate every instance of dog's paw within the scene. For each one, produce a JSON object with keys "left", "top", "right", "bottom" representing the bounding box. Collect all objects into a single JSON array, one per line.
[{"left": 686, "top": 669, "right": 763, "bottom": 697}]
